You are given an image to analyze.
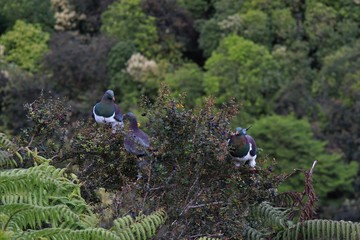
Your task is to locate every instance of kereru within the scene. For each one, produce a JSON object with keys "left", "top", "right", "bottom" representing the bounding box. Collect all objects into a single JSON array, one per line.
[
  {"left": 92, "top": 90, "right": 124, "bottom": 133},
  {"left": 123, "top": 112, "right": 150, "bottom": 156},
  {"left": 227, "top": 126, "right": 257, "bottom": 168},
  {"left": 123, "top": 112, "right": 150, "bottom": 179}
]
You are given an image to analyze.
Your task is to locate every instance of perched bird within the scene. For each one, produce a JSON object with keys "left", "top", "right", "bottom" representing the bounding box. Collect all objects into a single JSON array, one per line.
[
  {"left": 123, "top": 112, "right": 150, "bottom": 179},
  {"left": 227, "top": 126, "right": 257, "bottom": 168},
  {"left": 92, "top": 90, "right": 124, "bottom": 133},
  {"left": 123, "top": 112, "right": 150, "bottom": 156}
]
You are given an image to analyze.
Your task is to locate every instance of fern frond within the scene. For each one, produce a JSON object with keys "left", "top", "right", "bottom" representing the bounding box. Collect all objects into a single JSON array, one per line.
[
  {"left": 249, "top": 201, "right": 293, "bottom": 229},
  {"left": 274, "top": 219, "right": 360, "bottom": 240},
  {"left": 0, "top": 133, "right": 15, "bottom": 150},
  {"left": 14, "top": 227, "right": 121, "bottom": 240},
  {"left": 0, "top": 164, "right": 92, "bottom": 216},
  {"left": 0, "top": 203, "right": 89, "bottom": 231},
  {"left": 0, "top": 133, "right": 18, "bottom": 168},
  {"left": 272, "top": 192, "right": 303, "bottom": 208},
  {"left": 0, "top": 150, "right": 16, "bottom": 168},
  {"left": 113, "top": 214, "right": 135, "bottom": 230},
  {"left": 245, "top": 226, "right": 266, "bottom": 240},
  {"left": 112, "top": 208, "right": 167, "bottom": 240}
]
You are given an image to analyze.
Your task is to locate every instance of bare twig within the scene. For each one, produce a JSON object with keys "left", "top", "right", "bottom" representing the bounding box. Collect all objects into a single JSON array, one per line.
[{"left": 187, "top": 201, "right": 224, "bottom": 209}]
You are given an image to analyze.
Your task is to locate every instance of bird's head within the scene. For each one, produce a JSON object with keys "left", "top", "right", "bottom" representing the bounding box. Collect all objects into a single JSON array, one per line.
[
  {"left": 103, "top": 90, "right": 115, "bottom": 101},
  {"left": 124, "top": 112, "right": 141, "bottom": 128},
  {"left": 123, "top": 112, "right": 136, "bottom": 121},
  {"left": 235, "top": 126, "right": 251, "bottom": 135}
]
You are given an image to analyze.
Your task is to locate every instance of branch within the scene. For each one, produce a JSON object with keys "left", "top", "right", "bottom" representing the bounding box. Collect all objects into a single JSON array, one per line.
[
  {"left": 187, "top": 201, "right": 224, "bottom": 209},
  {"left": 309, "top": 160, "right": 317, "bottom": 176}
]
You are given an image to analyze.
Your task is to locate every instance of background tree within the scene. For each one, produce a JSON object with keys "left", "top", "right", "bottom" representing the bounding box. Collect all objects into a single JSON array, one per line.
[
  {"left": 204, "top": 35, "right": 283, "bottom": 123},
  {"left": 314, "top": 40, "right": 360, "bottom": 164},
  {"left": 101, "top": 0, "right": 160, "bottom": 58},
  {"left": 0, "top": 0, "right": 54, "bottom": 34},
  {"left": 0, "top": 20, "right": 49, "bottom": 73},
  {"left": 42, "top": 33, "right": 113, "bottom": 118},
  {"left": 70, "top": 0, "right": 116, "bottom": 34},
  {"left": 250, "top": 114, "right": 358, "bottom": 199},
  {"left": 142, "top": 0, "right": 199, "bottom": 63},
  {"left": 272, "top": 41, "right": 317, "bottom": 118},
  {"left": 164, "top": 63, "right": 205, "bottom": 108}
]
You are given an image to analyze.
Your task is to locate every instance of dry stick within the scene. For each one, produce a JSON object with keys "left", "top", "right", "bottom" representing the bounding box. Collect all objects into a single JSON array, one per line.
[
  {"left": 187, "top": 201, "right": 224, "bottom": 209},
  {"left": 299, "top": 160, "right": 318, "bottom": 221}
]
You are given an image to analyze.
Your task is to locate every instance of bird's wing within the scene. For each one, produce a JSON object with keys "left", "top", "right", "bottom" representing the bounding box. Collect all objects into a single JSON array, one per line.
[
  {"left": 113, "top": 103, "right": 123, "bottom": 122},
  {"left": 135, "top": 130, "right": 150, "bottom": 148},
  {"left": 92, "top": 105, "right": 96, "bottom": 119},
  {"left": 124, "top": 134, "right": 146, "bottom": 156},
  {"left": 246, "top": 135, "right": 257, "bottom": 156}
]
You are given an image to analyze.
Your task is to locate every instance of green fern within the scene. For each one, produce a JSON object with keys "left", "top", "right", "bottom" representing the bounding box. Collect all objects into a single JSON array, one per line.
[
  {"left": 0, "top": 133, "right": 18, "bottom": 167},
  {"left": 246, "top": 202, "right": 360, "bottom": 240},
  {"left": 245, "top": 226, "right": 266, "bottom": 240},
  {"left": 13, "top": 228, "right": 122, "bottom": 240},
  {"left": 112, "top": 209, "right": 167, "bottom": 240},
  {"left": 0, "top": 203, "right": 90, "bottom": 231},
  {"left": 248, "top": 201, "right": 293, "bottom": 230},
  {"left": 0, "top": 133, "right": 15, "bottom": 150},
  {"left": 0, "top": 135, "right": 167, "bottom": 239},
  {"left": 274, "top": 220, "right": 360, "bottom": 240},
  {"left": 0, "top": 163, "right": 91, "bottom": 215}
]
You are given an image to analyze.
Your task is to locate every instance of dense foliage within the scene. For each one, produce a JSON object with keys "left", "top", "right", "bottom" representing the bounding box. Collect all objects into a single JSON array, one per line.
[{"left": 0, "top": 0, "right": 359, "bottom": 237}]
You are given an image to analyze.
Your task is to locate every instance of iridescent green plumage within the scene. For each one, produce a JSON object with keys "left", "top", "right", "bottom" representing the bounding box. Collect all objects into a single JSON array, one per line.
[{"left": 228, "top": 127, "right": 257, "bottom": 167}]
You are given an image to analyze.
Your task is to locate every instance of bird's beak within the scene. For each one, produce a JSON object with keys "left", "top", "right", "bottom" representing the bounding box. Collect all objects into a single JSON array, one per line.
[{"left": 246, "top": 125, "right": 252, "bottom": 131}]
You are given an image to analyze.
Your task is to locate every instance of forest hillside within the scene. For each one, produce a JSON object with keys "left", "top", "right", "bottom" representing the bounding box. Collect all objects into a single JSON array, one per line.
[{"left": 0, "top": 0, "right": 359, "bottom": 239}]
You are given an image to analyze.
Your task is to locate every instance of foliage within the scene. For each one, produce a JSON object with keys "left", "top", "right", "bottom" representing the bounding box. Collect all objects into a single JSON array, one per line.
[
  {"left": 107, "top": 40, "right": 138, "bottom": 110},
  {"left": 237, "top": 10, "right": 271, "bottom": 47},
  {"left": 69, "top": 0, "right": 116, "bottom": 34},
  {"left": 314, "top": 40, "right": 360, "bottom": 163},
  {"left": 164, "top": 63, "right": 205, "bottom": 108},
  {"left": 0, "top": 0, "right": 54, "bottom": 33},
  {"left": 21, "top": 92, "right": 71, "bottom": 159},
  {"left": 0, "top": 135, "right": 166, "bottom": 240},
  {"left": 247, "top": 162, "right": 360, "bottom": 240},
  {"left": 133, "top": 85, "right": 281, "bottom": 238},
  {"left": 272, "top": 41, "right": 317, "bottom": 118},
  {"left": 197, "top": 18, "right": 222, "bottom": 58},
  {"left": 245, "top": 161, "right": 360, "bottom": 239},
  {"left": 101, "top": 0, "right": 160, "bottom": 58},
  {"left": 204, "top": 35, "right": 283, "bottom": 123},
  {"left": 180, "top": 0, "right": 214, "bottom": 19},
  {"left": 0, "top": 20, "right": 49, "bottom": 72},
  {"left": 0, "top": 65, "right": 47, "bottom": 133},
  {"left": 304, "top": 1, "right": 360, "bottom": 61},
  {"left": 42, "top": 33, "right": 114, "bottom": 117},
  {"left": 0, "top": 133, "right": 19, "bottom": 168},
  {"left": 107, "top": 41, "right": 137, "bottom": 78},
  {"left": 51, "top": 0, "right": 86, "bottom": 32},
  {"left": 142, "top": 0, "right": 198, "bottom": 62},
  {"left": 247, "top": 202, "right": 360, "bottom": 240},
  {"left": 1, "top": 0, "right": 360, "bottom": 228},
  {"left": 249, "top": 114, "right": 358, "bottom": 199},
  {"left": 271, "top": 8, "right": 297, "bottom": 43},
  {"left": 109, "top": 51, "right": 164, "bottom": 111}
]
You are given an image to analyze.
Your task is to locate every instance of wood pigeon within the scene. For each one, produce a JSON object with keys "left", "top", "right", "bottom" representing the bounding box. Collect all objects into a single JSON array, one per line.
[
  {"left": 92, "top": 90, "right": 124, "bottom": 133},
  {"left": 123, "top": 112, "right": 150, "bottom": 156},
  {"left": 123, "top": 112, "right": 150, "bottom": 179},
  {"left": 227, "top": 126, "right": 257, "bottom": 168}
]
